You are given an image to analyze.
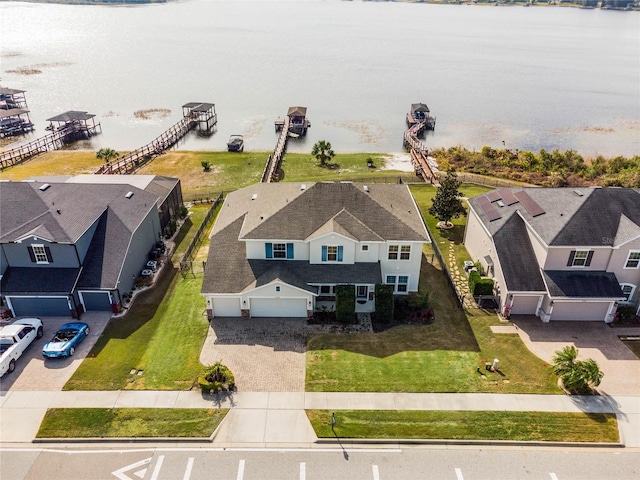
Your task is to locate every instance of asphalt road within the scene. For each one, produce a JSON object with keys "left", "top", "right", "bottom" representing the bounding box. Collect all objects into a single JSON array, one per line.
[{"left": 1, "top": 445, "right": 637, "bottom": 480}]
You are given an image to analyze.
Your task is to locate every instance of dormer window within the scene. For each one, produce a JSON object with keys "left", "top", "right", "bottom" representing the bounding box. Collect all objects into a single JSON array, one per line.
[
  {"left": 568, "top": 250, "right": 592, "bottom": 267},
  {"left": 265, "top": 242, "right": 293, "bottom": 259},
  {"left": 322, "top": 245, "right": 343, "bottom": 262},
  {"left": 29, "top": 244, "right": 53, "bottom": 264}
]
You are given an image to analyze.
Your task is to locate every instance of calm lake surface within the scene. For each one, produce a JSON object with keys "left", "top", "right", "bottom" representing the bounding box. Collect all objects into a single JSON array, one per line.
[{"left": 1, "top": 0, "right": 638, "bottom": 157}]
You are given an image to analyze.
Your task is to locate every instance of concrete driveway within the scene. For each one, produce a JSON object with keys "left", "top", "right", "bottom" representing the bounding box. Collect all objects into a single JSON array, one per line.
[
  {"left": 0, "top": 311, "right": 111, "bottom": 392},
  {"left": 511, "top": 316, "right": 640, "bottom": 396},
  {"left": 200, "top": 317, "right": 307, "bottom": 392}
]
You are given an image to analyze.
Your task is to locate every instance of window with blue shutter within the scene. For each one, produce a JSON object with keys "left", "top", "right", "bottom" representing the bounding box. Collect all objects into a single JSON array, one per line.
[
  {"left": 265, "top": 243, "right": 273, "bottom": 259},
  {"left": 286, "top": 243, "right": 294, "bottom": 259},
  {"left": 337, "top": 246, "right": 343, "bottom": 262},
  {"left": 322, "top": 245, "right": 328, "bottom": 261}
]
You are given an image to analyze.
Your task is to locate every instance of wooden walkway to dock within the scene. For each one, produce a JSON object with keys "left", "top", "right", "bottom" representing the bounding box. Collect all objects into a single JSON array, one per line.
[
  {"left": 261, "top": 115, "right": 290, "bottom": 183},
  {"left": 0, "top": 122, "right": 100, "bottom": 170},
  {"left": 404, "top": 117, "right": 438, "bottom": 184}
]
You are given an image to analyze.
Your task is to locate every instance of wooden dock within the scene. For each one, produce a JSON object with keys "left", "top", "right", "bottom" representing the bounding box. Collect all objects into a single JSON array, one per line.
[
  {"left": 403, "top": 103, "right": 438, "bottom": 183},
  {"left": 0, "top": 120, "right": 100, "bottom": 171},
  {"left": 97, "top": 103, "right": 216, "bottom": 175},
  {"left": 262, "top": 115, "right": 290, "bottom": 183}
]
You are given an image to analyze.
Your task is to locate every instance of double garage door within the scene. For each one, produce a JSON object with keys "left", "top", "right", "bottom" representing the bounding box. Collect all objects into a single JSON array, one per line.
[
  {"left": 551, "top": 301, "right": 611, "bottom": 321},
  {"left": 212, "top": 297, "right": 307, "bottom": 318},
  {"left": 7, "top": 296, "right": 70, "bottom": 317}
]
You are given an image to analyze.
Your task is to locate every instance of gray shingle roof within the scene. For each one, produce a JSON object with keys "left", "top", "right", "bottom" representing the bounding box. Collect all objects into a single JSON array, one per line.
[
  {"left": 493, "top": 214, "right": 546, "bottom": 292},
  {"left": 1, "top": 267, "right": 80, "bottom": 294},
  {"left": 468, "top": 187, "right": 640, "bottom": 247},
  {"left": 542, "top": 271, "right": 624, "bottom": 299}
]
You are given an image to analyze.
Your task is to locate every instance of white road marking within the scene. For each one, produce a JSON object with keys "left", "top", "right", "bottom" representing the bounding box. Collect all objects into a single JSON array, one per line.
[
  {"left": 183, "top": 457, "right": 195, "bottom": 480},
  {"left": 1, "top": 447, "right": 402, "bottom": 454},
  {"left": 237, "top": 459, "right": 245, "bottom": 480},
  {"left": 455, "top": 467, "right": 464, "bottom": 480},
  {"left": 300, "top": 461, "right": 306, "bottom": 480},
  {"left": 550, "top": 474, "right": 559, "bottom": 480},
  {"left": 111, "top": 457, "right": 152, "bottom": 480},
  {"left": 372, "top": 464, "right": 380, "bottom": 480},
  {"left": 150, "top": 455, "right": 164, "bottom": 480}
]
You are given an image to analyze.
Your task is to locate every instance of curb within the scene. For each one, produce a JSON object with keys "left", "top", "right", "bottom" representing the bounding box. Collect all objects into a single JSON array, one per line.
[{"left": 314, "top": 438, "right": 625, "bottom": 448}]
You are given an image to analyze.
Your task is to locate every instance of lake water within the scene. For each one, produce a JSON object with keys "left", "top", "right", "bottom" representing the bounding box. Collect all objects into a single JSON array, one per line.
[{"left": 1, "top": 0, "right": 639, "bottom": 157}]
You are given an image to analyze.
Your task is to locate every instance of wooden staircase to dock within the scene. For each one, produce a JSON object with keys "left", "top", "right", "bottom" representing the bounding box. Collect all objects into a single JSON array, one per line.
[{"left": 261, "top": 115, "right": 290, "bottom": 183}]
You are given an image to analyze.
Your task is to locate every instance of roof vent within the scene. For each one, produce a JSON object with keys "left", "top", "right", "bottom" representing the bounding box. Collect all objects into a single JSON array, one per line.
[
  {"left": 251, "top": 194, "right": 258, "bottom": 200},
  {"left": 39, "top": 184, "right": 51, "bottom": 191},
  {"left": 125, "top": 191, "right": 134, "bottom": 199},
  {"left": 300, "top": 184, "right": 306, "bottom": 190},
  {"left": 573, "top": 190, "right": 584, "bottom": 197},
  {"left": 364, "top": 185, "right": 369, "bottom": 192},
  {"left": 497, "top": 200, "right": 505, "bottom": 207}
]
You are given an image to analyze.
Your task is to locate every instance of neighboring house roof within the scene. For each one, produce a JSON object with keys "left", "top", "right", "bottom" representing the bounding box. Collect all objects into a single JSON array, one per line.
[
  {"left": 1, "top": 267, "right": 80, "bottom": 295},
  {"left": 493, "top": 214, "right": 546, "bottom": 292},
  {"left": 542, "top": 271, "right": 624, "bottom": 299},
  {"left": 468, "top": 187, "right": 640, "bottom": 247},
  {"left": 227, "top": 182, "right": 429, "bottom": 243},
  {"left": 0, "top": 181, "right": 159, "bottom": 244}
]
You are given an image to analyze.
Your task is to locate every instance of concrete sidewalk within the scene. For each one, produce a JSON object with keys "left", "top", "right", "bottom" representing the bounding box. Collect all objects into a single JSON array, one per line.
[{"left": 1, "top": 390, "right": 638, "bottom": 447}]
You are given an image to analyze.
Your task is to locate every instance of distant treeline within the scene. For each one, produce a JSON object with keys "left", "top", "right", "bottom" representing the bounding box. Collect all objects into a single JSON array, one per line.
[
  {"left": 426, "top": 0, "right": 638, "bottom": 8},
  {"left": 432, "top": 146, "right": 640, "bottom": 188}
]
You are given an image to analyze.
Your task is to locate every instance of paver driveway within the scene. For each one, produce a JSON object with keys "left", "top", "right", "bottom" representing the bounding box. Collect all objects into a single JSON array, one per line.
[
  {"left": 0, "top": 311, "right": 111, "bottom": 392},
  {"left": 200, "top": 317, "right": 307, "bottom": 392},
  {"left": 511, "top": 315, "right": 640, "bottom": 396}
]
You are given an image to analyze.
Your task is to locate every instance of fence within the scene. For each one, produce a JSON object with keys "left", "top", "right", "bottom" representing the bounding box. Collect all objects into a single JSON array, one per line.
[
  {"left": 179, "top": 193, "right": 223, "bottom": 276},
  {"left": 454, "top": 172, "right": 539, "bottom": 189}
]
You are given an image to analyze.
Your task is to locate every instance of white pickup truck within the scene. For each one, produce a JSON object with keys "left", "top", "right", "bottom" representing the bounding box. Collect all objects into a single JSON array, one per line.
[{"left": 0, "top": 318, "right": 44, "bottom": 377}]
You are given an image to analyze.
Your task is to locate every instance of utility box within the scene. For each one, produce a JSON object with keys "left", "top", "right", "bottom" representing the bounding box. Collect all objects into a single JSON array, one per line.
[{"left": 492, "top": 359, "right": 500, "bottom": 371}]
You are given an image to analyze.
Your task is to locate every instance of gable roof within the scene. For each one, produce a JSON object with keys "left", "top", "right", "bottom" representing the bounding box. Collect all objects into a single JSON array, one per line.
[
  {"left": 468, "top": 187, "right": 640, "bottom": 247},
  {"left": 542, "top": 271, "right": 624, "bottom": 299},
  {"left": 217, "top": 182, "right": 429, "bottom": 243},
  {"left": 0, "top": 181, "right": 159, "bottom": 244}
]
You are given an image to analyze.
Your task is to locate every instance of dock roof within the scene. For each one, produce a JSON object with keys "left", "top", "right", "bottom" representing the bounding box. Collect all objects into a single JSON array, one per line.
[
  {"left": 46, "top": 111, "right": 96, "bottom": 122},
  {"left": 287, "top": 106, "right": 307, "bottom": 117},
  {"left": 182, "top": 102, "right": 215, "bottom": 112},
  {"left": 0, "top": 87, "right": 26, "bottom": 95},
  {"left": 0, "top": 108, "right": 29, "bottom": 119}
]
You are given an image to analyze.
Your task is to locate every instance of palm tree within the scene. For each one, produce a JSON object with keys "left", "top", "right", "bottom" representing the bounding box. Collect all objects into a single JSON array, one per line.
[
  {"left": 552, "top": 346, "right": 604, "bottom": 394},
  {"left": 311, "top": 140, "right": 335, "bottom": 167},
  {"left": 96, "top": 147, "right": 118, "bottom": 164}
]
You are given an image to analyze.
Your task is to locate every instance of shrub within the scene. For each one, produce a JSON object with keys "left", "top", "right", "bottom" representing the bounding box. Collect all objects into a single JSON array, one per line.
[
  {"left": 375, "top": 284, "right": 395, "bottom": 323},
  {"left": 552, "top": 346, "right": 603, "bottom": 394},
  {"left": 198, "top": 361, "right": 235, "bottom": 394},
  {"left": 177, "top": 205, "right": 188, "bottom": 219},
  {"left": 473, "top": 260, "right": 485, "bottom": 276},
  {"left": 335, "top": 285, "right": 356, "bottom": 324},
  {"left": 468, "top": 271, "right": 493, "bottom": 296}
]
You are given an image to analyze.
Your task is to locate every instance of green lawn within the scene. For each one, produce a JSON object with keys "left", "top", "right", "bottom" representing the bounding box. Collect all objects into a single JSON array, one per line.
[
  {"left": 306, "top": 410, "right": 619, "bottom": 443},
  {"left": 64, "top": 204, "right": 214, "bottom": 390},
  {"left": 306, "top": 183, "right": 559, "bottom": 394},
  {"left": 37, "top": 408, "right": 227, "bottom": 438}
]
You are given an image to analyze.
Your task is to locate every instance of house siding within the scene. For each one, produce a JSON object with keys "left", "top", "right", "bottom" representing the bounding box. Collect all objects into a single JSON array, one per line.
[
  {"left": 0, "top": 247, "right": 7, "bottom": 276},
  {"left": 75, "top": 220, "right": 100, "bottom": 264},
  {"left": 379, "top": 242, "right": 423, "bottom": 293},
  {"left": 118, "top": 209, "right": 161, "bottom": 295},
  {"left": 544, "top": 246, "right": 608, "bottom": 271},
  {"left": 309, "top": 235, "right": 356, "bottom": 264},
  {"left": 3, "top": 240, "right": 79, "bottom": 268}
]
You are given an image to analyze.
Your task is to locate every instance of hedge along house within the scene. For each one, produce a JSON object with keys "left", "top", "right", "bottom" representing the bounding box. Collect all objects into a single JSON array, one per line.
[
  {"left": 201, "top": 182, "right": 430, "bottom": 319},
  {"left": 464, "top": 187, "right": 640, "bottom": 322},
  {"left": 0, "top": 180, "right": 163, "bottom": 319}
]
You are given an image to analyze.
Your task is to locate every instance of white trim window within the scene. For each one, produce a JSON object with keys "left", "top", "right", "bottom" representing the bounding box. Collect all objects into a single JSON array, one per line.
[
  {"left": 620, "top": 284, "right": 636, "bottom": 303},
  {"left": 568, "top": 249, "right": 592, "bottom": 267},
  {"left": 30, "top": 244, "right": 50, "bottom": 264},
  {"left": 356, "top": 285, "right": 368, "bottom": 298},
  {"left": 386, "top": 275, "right": 409, "bottom": 294},
  {"left": 273, "top": 243, "right": 287, "bottom": 258},
  {"left": 625, "top": 251, "right": 640, "bottom": 269},
  {"left": 361, "top": 244, "right": 369, "bottom": 252},
  {"left": 388, "top": 244, "right": 411, "bottom": 260}
]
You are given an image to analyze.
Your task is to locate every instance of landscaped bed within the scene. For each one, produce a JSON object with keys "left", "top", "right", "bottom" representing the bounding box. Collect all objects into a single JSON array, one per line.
[
  {"left": 37, "top": 408, "right": 227, "bottom": 438},
  {"left": 306, "top": 410, "right": 619, "bottom": 443}
]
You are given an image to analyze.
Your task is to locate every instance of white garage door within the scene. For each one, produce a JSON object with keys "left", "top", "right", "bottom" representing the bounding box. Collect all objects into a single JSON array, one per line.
[
  {"left": 510, "top": 295, "right": 541, "bottom": 315},
  {"left": 551, "top": 301, "right": 611, "bottom": 321},
  {"left": 250, "top": 298, "right": 307, "bottom": 318},
  {"left": 212, "top": 297, "right": 241, "bottom": 317}
]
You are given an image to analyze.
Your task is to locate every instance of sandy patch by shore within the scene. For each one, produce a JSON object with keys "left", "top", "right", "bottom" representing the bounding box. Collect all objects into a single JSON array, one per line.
[{"left": 381, "top": 153, "right": 414, "bottom": 172}]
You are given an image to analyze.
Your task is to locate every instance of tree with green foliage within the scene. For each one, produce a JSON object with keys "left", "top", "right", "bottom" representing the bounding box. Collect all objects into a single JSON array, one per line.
[
  {"left": 552, "top": 346, "right": 604, "bottom": 394},
  {"left": 428, "top": 170, "right": 467, "bottom": 228},
  {"left": 311, "top": 140, "right": 335, "bottom": 167},
  {"left": 96, "top": 147, "right": 118, "bottom": 164}
]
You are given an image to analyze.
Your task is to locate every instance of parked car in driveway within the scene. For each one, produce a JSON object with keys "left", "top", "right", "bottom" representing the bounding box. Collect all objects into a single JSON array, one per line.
[
  {"left": 0, "top": 317, "right": 44, "bottom": 376},
  {"left": 42, "top": 322, "right": 90, "bottom": 358}
]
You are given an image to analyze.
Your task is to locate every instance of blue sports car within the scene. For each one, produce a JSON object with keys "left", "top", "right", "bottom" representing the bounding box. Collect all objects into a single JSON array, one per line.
[{"left": 42, "top": 322, "right": 90, "bottom": 358}]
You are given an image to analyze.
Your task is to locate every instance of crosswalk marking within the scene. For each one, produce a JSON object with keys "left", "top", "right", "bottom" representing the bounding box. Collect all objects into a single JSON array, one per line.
[
  {"left": 237, "top": 459, "right": 246, "bottom": 480},
  {"left": 183, "top": 457, "right": 194, "bottom": 480},
  {"left": 300, "top": 462, "right": 306, "bottom": 480},
  {"left": 150, "top": 455, "right": 164, "bottom": 480},
  {"left": 455, "top": 467, "right": 464, "bottom": 480},
  {"left": 550, "top": 474, "right": 559, "bottom": 480},
  {"left": 372, "top": 464, "right": 380, "bottom": 480}
]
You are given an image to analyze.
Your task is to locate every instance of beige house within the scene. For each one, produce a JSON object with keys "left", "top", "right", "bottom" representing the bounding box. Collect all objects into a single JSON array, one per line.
[
  {"left": 464, "top": 187, "right": 640, "bottom": 322},
  {"left": 201, "top": 182, "right": 430, "bottom": 319}
]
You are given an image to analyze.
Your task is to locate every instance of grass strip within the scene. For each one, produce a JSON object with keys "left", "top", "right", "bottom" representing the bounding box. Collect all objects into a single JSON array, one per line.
[
  {"left": 306, "top": 410, "right": 619, "bottom": 443},
  {"left": 37, "top": 408, "right": 228, "bottom": 438}
]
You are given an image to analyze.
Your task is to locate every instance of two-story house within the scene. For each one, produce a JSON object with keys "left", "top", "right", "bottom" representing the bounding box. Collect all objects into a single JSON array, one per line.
[
  {"left": 201, "top": 182, "right": 430, "bottom": 319},
  {"left": 0, "top": 180, "right": 166, "bottom": 319},
  {"left": 464, "top": 187, "right": 640, "bottom": 322}
]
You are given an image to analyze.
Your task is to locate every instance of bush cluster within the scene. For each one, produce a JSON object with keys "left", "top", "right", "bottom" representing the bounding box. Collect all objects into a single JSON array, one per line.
[
  {"left": 468, "top": 271, "right": 494, "bottom": 296},
  {"left": 198, "top": 361, "right": 235, "bottom": 394}
]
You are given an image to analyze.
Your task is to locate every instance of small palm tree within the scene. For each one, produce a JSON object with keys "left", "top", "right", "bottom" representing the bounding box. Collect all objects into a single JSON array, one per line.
[
  {"left": 96, "top": 147, "right": 118, "bottom": 164},
  {"left": 552, "top": 345, "right": 604, "bottom": 394},
  {"left": 311, "top": 140, "right": 335, "bottom": 167}
]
